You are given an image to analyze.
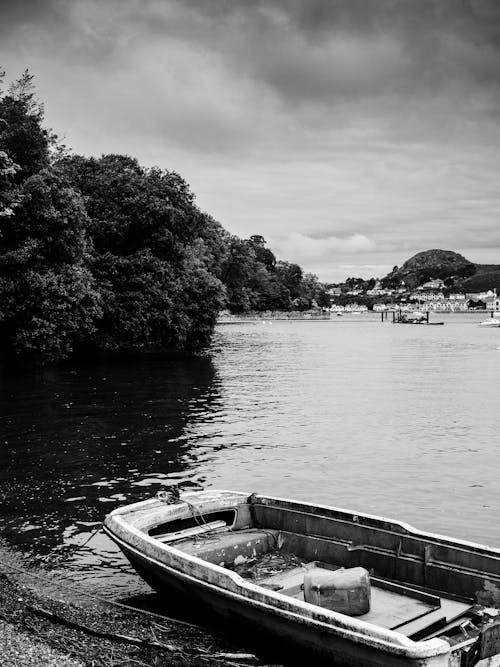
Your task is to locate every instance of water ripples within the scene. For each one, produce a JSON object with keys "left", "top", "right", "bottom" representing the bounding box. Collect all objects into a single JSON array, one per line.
[{"left": 1, "top": 314, "right": 500, "bottom": 594}]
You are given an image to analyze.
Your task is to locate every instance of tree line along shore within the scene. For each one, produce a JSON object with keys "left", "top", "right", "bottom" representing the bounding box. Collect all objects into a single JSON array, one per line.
[{"left": 0, "top": 69, "right": 331, "bottom": 367}]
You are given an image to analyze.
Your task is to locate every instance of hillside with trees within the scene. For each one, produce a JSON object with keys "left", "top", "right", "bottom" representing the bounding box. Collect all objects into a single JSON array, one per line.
[
  {"left": 460, "top": 265, "right": 500, "bottom": 293},
  {"left": 0, "top": 69, "right": 328, "bottom": 365},
  {"left": 381, "top": 249, "right": 500, "bottom": 292}
]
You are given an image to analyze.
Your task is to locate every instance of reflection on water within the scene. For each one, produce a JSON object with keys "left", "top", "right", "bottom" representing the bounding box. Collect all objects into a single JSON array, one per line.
[
  {"left": 0, "top": 353, "right": 222, "bottom": 595},
  {"left": 1, "top": 312, "right": 500, "bottom": 597}
]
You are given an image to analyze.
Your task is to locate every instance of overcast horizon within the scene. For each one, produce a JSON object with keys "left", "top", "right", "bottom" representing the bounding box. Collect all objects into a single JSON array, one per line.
[{"left": 1, "top": 0, "right": 500, "bottom": 282}]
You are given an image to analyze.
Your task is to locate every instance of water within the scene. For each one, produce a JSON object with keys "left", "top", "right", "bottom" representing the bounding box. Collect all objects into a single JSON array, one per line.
[{"left": 1, "top": 312, "right": 499, "bottom": 597}]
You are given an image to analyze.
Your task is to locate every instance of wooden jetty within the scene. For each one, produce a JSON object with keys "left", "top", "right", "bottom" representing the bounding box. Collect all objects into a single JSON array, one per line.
[{"left": 380, "top": 311, "right": 444, "bottom": 325}]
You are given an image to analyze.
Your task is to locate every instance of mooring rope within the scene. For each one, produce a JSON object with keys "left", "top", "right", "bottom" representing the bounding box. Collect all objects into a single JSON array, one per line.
[
  {"left": 78, "top": 522, "right": 104, "bottom": 549},
  {"left": 157, "top": 489, "right": 211, "bottom": 537},
  {"left": 1, "top": 489, "right": 218, "bottom": 628}
]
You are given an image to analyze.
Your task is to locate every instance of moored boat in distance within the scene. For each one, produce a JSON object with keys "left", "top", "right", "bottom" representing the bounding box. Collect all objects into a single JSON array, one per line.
[
  {"left": 479, "top": 318, "right": 500, "bottom": 328},
  {"left": 104, "top": 490, "right": 500, "bottom": 666},
  {"left": 393, "top": 312, "right": 445, "bottom": 326}
]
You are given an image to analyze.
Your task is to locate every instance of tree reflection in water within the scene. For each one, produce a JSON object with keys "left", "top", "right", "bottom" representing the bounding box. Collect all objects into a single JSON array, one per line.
[{"left": 0, "top": 352, "right": 222, "bottom": 592}]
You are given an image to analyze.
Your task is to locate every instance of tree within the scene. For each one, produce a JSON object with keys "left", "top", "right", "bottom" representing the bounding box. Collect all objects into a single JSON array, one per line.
[
  {"left": 0, "top": 70, "right": 102, "bottom": 363},
  {"left": 275, "top": 261, "right": 302, "bottom": 301},
  {"left": 220, "top": 236, "right": 259, "bottom": 312},
  {"left": 58, "top": 153, "right": 227, "bottom": 351},
  {"left": 297, "top": 272, "right": 328, "bottom": 310},
  {"left": 0, "top": 148, "right": 18, "bottom": 218},
  {"left": 59, "top": 154, "right": 205, "bottom": 258},
  {"left": 172, "top": 247, "right": 226, "bottom": 349},
  {"left": 249, "top": 234, "right": 276, "bottom": 272},
  {"left": 345, "top": 276, "right": 366, "bottom": 290},
  {"left": 0, "top": 70, "right": 52, "bottom": 181},
  {"left": 220, "top": 236, "right": 296, "bottom": 312},
  {"left": 0, "top": 169, "right": 102, "bottom": 362}
]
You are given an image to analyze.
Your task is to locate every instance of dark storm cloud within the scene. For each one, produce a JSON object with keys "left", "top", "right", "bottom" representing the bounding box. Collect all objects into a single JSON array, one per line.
[
  {"left": 0, "top": 0, "right": 66, "bottom": 35},
  {"left": 176, "top": 0, "right": 500, "bottom": 35},
  {"left": 166, "top": 0, "right": 500, "bottom": 103},
  {"left": 3, "top": 1, "right": 500, "bottom": 122},
  {"left": 1, "top": 0, "right": 499, "bottom": 280}
]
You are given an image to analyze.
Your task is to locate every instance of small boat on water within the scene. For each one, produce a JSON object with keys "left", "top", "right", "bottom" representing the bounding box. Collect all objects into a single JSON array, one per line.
[
  {"left": 394, "top": 312, "right": 445, "bottom": 326},
  {"left": 104, "top": 490, "right": 500, "bottom": 666},
  {"left": 479, "top": 319, "right": 500, "bottom": 328}
]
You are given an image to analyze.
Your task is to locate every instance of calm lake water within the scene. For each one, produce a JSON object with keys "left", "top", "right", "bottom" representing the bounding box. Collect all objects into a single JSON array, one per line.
[{"left": 1, "top": 312, "right": 499, "bottom": 598}]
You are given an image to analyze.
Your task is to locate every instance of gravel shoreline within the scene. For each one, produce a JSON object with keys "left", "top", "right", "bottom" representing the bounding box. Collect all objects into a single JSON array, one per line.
[
  {"left": 0, "top": 545, "right": 282, "bottom": 667},
  {"left": 0, "top": 620, "right": 84, "bottom": 667}
]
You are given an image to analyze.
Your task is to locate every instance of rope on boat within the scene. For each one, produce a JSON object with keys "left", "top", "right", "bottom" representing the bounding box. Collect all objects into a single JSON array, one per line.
[
  {"left": 157, "top": 489, "right": 210, "bottom": 536},
  {"left": 157, "top": 489, "right": 182, "bottom": 504},
  {"left": 156, "top": 489, "right": 278, "bottom": 547}
]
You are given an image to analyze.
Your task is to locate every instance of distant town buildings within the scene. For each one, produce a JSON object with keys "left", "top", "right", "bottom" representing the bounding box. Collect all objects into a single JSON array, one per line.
[
  {"left": 327, "top": 281, "right": 498, "bottom": 314},
  {"left": 416, "top": 278, "right": 446, "bottom": 291},
  {"left": 331, "top": 303, "right": 369, "bottom": 313}
]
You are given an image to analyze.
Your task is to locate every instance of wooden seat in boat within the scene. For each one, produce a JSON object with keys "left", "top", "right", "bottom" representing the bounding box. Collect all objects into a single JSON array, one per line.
[{"left": 171, "top": 528, "right": 280, "bottom": 567}]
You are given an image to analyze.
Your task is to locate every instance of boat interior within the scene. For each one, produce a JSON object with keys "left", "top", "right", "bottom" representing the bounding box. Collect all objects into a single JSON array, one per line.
[{"left": 145, "top": 495, "right": 500, "bottom": 648}]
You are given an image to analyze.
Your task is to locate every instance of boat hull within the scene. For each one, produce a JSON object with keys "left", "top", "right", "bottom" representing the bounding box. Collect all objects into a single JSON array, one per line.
[
  {"left": 479, "top": 320, "right": 500, "bottom": 327},
  {"left": 110, "top": 531, "right": 450, "bottom": 667},
  {"left": 104, "top": 490, "right": 500, "bottom": 666}
]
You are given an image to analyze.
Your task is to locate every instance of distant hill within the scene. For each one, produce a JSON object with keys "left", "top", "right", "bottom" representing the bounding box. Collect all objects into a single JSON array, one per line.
[{"left": 382, "top": 249, "right": 500, "bottom": 292}]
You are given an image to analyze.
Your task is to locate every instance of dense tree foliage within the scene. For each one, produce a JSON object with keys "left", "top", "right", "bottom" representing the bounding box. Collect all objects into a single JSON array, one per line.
[
  {"left": 0, "top": 168, "right": 102, "bottom": 361},
  {"left": 0, "top": 149, "right": 17, "bottom": 216},
  {"left": 221, "top": 237, "right": 329, "bottom": 313},
  {"left": 0, "top": 68, "right": 330, "bottom": 364},
  {"left": 0, "top": 70, "right": 52, "bottom": 182},
  {"left": 0, "top": 71, "right": 102, "bottom": 362},
  {"left": 58, "top": 153, "right": 227, "bottom": 350}
]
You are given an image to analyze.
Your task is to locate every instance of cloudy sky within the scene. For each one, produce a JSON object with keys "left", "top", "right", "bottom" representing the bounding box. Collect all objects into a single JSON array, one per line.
[{"left": 1, "top": 0, "right": 500, "bottom": 281}]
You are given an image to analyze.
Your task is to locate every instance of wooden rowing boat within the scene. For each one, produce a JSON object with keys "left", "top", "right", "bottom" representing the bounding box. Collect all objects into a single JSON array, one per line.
[{"left": 103, "top": 490, "right": 500, "bottom": 666}]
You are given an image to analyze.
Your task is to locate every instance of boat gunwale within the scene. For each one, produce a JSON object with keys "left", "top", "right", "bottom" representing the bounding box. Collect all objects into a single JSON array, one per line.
[
  {"left": 109, "top": 489, "right": 500, "bottom": 557},
  {"left": 254, "top": 493, "right": 500, "bottom": 557},
  {"left": 104, "top": 490, "right": 454, "bottom": 660}
]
